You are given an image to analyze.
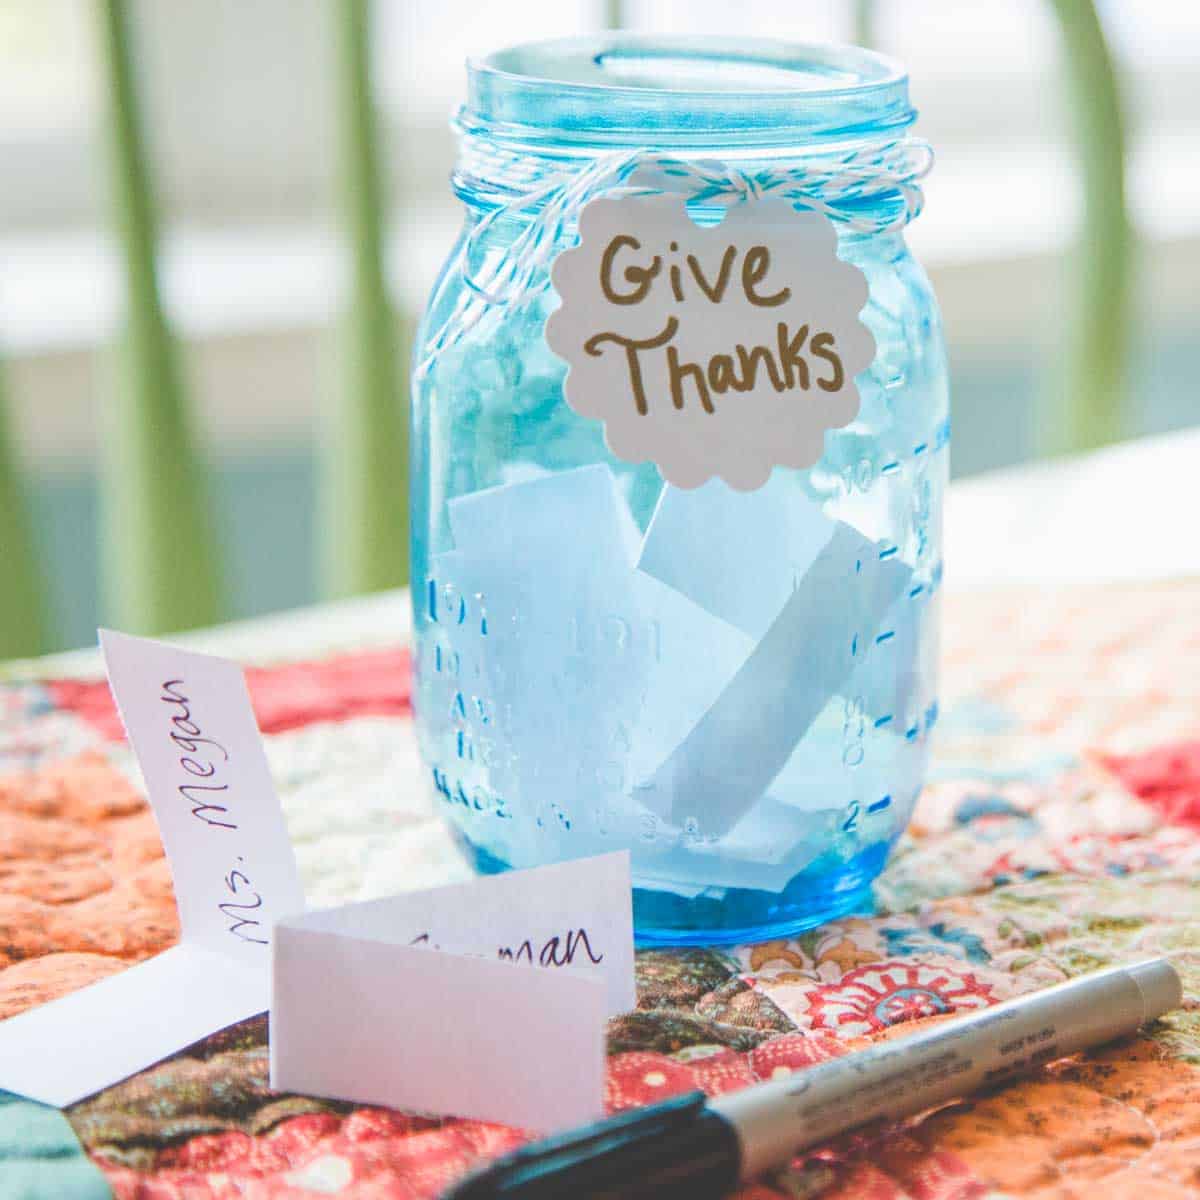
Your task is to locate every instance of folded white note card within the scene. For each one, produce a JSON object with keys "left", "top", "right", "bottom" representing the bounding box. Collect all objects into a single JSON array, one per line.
[
  {"left": 271, "top": 852, "right": 633, "bottom": 1132},
  {"left": 0, "top": 631, "right": 634, "bottom": 1133},
  {"left": 0, "top": 631, "right": 304, "bottom": 1107}
]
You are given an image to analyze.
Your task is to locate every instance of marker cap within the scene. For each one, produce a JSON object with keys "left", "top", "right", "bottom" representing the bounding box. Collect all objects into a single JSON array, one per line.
[
  {"left": 1128, "top": 959, "right": 1183, "bottom": 1023},
  {"left": 446, "top": 1090, "right": 740, "bottom": 1200}
]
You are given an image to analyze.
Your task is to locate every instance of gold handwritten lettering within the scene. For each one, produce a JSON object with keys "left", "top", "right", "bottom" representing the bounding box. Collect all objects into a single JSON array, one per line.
[
  {"left": 585, "top": 318, "right": 678, "bottom": 414},
  {"left": 811, "top": 331, "right": 845, "bottom": 392},
  {"left": 743, "top": 246, "right": 791, "bottom": 307},
  {"left": 599, "top": 235, "right": 660, "bottom": 305}
]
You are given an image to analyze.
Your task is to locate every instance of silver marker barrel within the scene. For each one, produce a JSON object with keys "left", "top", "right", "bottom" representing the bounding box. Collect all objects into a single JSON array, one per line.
[{"left": 711, "top": 958, "right": 1182, "bottom": 1180}]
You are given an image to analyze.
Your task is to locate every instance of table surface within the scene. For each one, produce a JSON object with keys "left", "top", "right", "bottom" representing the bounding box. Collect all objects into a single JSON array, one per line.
[
  {"left": 944, "top": 426, "right": 1200, "bottom": 586},
  {"left": 3, "top": 443, "right": 1200, "bottom": 1199}
]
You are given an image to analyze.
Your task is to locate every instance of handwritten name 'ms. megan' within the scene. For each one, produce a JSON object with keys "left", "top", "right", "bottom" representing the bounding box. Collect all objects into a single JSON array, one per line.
[
  {"left": 161, "top": 678, "right": 268, "bottom": 946},
  {"left": 585, "top": 236, "right": 845, "bottom": 416},
  {"left": 162, "top": 678, "right": 236, "bottom": 828}
]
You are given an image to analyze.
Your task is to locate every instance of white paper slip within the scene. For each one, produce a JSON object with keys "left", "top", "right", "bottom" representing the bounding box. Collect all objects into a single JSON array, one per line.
[
  {"left": 637, "top": 476, "right": 836, "bottom": 636},
  {"left": 0, "top": 947, "right": 265, "bottom": 1109},
  {"left": 271, "top": 852, "right": 630, "bottom": 1130},
  {"left": 440, "top": 468, "right": 655, "bottom": 865},
  {"left": 277, "top": 851, "right": 634, "bottom": 1016},
  {"left": 0, "top": 632, "right": 302, "bottom": 1107},
  {"left": 639, "top": 523, "right": 912, "bottom": 835},
  {"left": 99, "top": 630, "right": 305, "bottom": 962},
  {"left": 272, "top": 928, "right": 607, "bottom": 1132}
]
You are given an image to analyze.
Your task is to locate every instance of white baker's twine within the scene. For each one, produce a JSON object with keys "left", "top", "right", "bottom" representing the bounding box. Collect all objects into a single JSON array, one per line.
[{"left": 416, "top": 139, "right": 933, "bottom": 379}]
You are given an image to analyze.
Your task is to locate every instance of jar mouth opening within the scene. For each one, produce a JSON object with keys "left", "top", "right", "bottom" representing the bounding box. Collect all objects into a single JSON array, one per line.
[
  {"left": 476, "top": 34, "right": 905, "bottom": 97},
  {"left": 465, "top": 34, "right": 913, "bottom": 145}
]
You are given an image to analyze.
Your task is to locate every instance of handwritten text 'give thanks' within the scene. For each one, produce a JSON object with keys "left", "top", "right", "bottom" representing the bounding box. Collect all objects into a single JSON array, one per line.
[
  {"left": 585, "top": 236, "right": 846, "bottom": 416},
  {"left": 547, "top": 195, "right": 874, "bottom": 488}
]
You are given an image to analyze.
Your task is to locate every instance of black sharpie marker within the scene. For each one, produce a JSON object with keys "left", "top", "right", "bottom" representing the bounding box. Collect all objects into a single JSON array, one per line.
[{"left": 446, "top": 958, "right": 1181, "bottom": 1200}]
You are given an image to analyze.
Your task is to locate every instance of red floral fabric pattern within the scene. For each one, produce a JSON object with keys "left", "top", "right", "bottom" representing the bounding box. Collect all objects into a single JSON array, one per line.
[
  {"left": 46, "top": 647, "right": 412, "bottom": 741},
  {"left": 2, "top": 579, "right": 1199, "bottom": 1199},
  {"left": 1100, "top": 741, "right": 1200, "bottom": 829},
  {"left": 800, "top": 961, "right": 996, "bottom": 1038}
]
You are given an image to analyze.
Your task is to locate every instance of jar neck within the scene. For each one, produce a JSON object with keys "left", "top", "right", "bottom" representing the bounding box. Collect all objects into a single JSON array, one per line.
[
  {"left": 454, "top": 36, "right": 923, "bottom": 228},
  {"left": 452, "top": 127, "right": 927, "bottom": 226}
]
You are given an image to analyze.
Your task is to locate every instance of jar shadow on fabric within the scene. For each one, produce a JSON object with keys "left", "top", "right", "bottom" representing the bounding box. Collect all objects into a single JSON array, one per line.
[{"left": 410, "top": 35, "right": 949, "bottom": 944}]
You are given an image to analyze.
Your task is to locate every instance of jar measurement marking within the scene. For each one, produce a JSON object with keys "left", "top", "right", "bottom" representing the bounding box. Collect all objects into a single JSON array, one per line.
[{"left": 431, "top": 766, "right": 511, "bottom": 820}]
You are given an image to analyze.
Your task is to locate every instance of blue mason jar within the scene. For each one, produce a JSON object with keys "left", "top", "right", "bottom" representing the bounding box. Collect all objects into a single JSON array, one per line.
[{"left": 411, "top": 36, "right": 948, "bottom": 944}]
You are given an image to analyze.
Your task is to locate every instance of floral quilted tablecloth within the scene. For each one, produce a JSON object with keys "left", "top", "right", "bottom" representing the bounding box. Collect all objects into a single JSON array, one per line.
[{"left": 2, "top": 583, "right": 1199, "bottom": 1199}]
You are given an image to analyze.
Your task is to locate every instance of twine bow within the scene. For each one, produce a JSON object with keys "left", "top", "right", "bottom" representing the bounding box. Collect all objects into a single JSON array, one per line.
[{"left": 417, "top": 139, "right": 933, "bottom": 379}]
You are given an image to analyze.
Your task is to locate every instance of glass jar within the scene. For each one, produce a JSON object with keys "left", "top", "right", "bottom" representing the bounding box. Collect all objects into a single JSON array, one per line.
[{"left": 411, "top": 35, "right": 948, "bottom": 945}]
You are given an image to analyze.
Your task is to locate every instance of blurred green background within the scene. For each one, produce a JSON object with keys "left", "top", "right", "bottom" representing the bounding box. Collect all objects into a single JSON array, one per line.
[{"left": 1, "top": 0, "right": 1198, "bottom": 655}]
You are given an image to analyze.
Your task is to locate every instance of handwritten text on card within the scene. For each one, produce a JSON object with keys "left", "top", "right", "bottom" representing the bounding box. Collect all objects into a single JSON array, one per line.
[{"left": 100, "top": 630, "right": 305, "bottom": 962}]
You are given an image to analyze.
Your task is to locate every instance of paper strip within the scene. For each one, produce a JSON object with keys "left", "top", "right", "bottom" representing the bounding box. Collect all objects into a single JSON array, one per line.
[
  {"left": 0, "top": 948, "right": 265, "bottom": 1109},
  {"left": 99, "top": 630, "right": 305, "bottom": 961},
  {"left": 0, "top": 633, "right": 302, "bottom": 1106},
  {"left": 439, "top": 467, "right": 656, "bottom": 863},
  {"left": 636, "top": 476, "right": 836, "bottom": 636},
  {"left": 624, "top": 571, "right": 754, "bottom": 807},
  {"left": 271, "top": 928, "right": 606, "bottom": 1132},
  {"left": 449, "top": 463, "right": 641, "bottom": 568},
  {"left": 639, "top": 523, "right": 912, "bottom": 835}
]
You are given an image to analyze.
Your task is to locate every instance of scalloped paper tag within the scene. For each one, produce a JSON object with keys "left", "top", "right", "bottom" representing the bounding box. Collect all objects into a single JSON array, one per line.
[{"left": 546, "top": 195, "right": 874, "bottom": 491}]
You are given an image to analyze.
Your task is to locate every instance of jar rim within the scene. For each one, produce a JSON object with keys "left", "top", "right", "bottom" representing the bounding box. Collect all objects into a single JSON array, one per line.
[{"left": 464, "top": 34, "right": 913, "bottom": 145}]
